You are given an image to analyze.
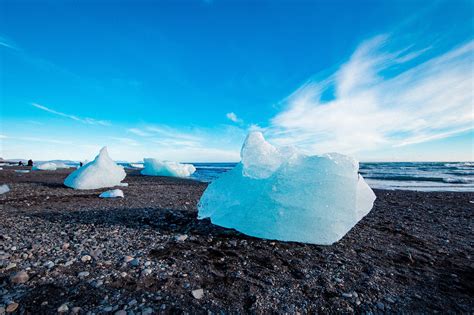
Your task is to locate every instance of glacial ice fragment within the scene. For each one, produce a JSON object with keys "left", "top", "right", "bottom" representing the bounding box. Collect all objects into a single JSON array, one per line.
[
  {"left": 33, "top": 162, "right": 57, "bottom": 171},
  {"left": 64, "top": 147, "right": 126, "bottom": 190},
  {"left": 198, "top": 132, "right": 376, "bottom": 245},
  {"left": 141, "top": 159, "right": 196, "bottom": 177},
  {"left": 0, "top": 184, "right": 10, "bottom": 194},
  {"left": 99, "top": 189, "right": 124, "bottom": 198}
]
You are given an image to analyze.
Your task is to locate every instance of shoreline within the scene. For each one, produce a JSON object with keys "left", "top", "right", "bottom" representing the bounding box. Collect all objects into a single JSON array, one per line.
[{"left": 1, "top": 168, "right": 473, "bottom": 313}]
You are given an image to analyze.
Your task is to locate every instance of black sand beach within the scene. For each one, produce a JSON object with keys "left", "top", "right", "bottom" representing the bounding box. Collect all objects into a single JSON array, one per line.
[{"left": 1, "top": 167, "right": 473, "bottom": 314}]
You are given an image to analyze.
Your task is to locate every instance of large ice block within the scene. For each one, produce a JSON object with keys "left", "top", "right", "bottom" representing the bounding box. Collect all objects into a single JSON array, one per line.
[
  {"left": 198, "top": 132, "right": 376, "bottom": 245},
  {"left": 64, "top": 147, "right": 126, "bottom": 190},
  {"left": 141, "top": 159, "right": 196, "bottom": 177}
]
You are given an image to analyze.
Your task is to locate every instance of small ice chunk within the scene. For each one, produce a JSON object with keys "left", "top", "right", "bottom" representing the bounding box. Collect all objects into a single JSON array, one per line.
[
  {"left": 141, "top": 159, "right": 196, "bottom": 177},
  {"left": 118, "top": 182, "right": 129, "bottom": 187},
  {"left": 64, "top": 147, "right": 126, "bottom": 190},
  {"left": 99, "top": 189, "right": 124, "bottom": 198},
  {"left": 15, "top": 170, "right": 30, "bottom": 173},
  {"left": 192, "top": 288, "right": 204, "bottom": 299},
  {"left": 198, "top": 132, "right": 376, "bottom": 245},
  {"left": 0, "top": 184, "right": 10, "bottom": 194},
  {"left": 33, "top": 162, "right": 57, "bottom": 171},
  {"left": 53, "top": 162, "right": 70, "bottom": 169}
]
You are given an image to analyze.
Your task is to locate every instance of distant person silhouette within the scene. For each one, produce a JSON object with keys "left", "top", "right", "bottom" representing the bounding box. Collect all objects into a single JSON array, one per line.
[
  {"left": 18, "top": 161, "right": 24, "bottom": 166},
  {"left": 27, "top": 159, "right": 33, "bottom": 167},
  {"left": 79, "top": 162, "right": 83, "bottom": 167}
]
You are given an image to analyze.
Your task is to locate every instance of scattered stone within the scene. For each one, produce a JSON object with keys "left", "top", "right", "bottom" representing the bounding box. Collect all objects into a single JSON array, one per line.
[
  {"left": 57, "top": 303, "right": 69, "bottom": 313},
  {"left": 376, "top": 302, "right": 385, "bottom": 310},
  {"left": 192, "top": 289, "right": 204, "bottom": 299},
  {"left": 81, "top": 255, "right": 92, "bottom": 262},
  {"left": 123, "top": 256, "right": 134, "bottom": 263},
  {"left": 44, "top": 260, "right": 55, "bottom": 269},
  {"left": 64, "top": 259, "right": 75, "bottom": 267},
  {"left": 6, "top": 303, "right": 19, "bottom": 313},
  {"left": 0, "top": 164, "right": 471, "bottom": 313},
  {"left": 11, "top": 271, "right": 29, "bottom": 284},
  {"left": 176, "top": 234, "right": 188, "bottom": 242},
  {"left": 6, "top": 263, "right": 16, "bottom": 270},
  {"left": 129, "top": 258, "right": 140, "bottom": 267}
]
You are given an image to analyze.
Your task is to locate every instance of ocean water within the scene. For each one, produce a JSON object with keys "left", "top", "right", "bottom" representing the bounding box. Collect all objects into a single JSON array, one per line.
[
  {"left": 120, "top": 161, "right": 474, "bottom": 192},
  {"left": 359, "top": 162, "right": 474, "bottom": 192},
  {"left": 192, "top": 162, "right": 474, "bottom": 192}
]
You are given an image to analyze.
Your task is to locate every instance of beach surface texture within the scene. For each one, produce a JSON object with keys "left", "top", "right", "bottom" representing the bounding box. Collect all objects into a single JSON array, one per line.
[{"left": 0, "top": 167, "right": 473, "bottom": 313}]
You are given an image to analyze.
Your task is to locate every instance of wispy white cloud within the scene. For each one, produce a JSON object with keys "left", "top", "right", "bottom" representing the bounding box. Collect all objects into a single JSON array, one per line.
[
  {"left": 3, "top": 135, "right": 72, "bottom": 145},
  {"left": 226, "top": 112, "right": 243, "bottom": 124},
  {"left": 125, "top": 125, "right": 205, "bottom": 149},
  {"left": 32, "top": 103, "right": 111, "bottom": 126},
  {"left": 268, "top": 36, "right": 474, "bottom": 155},
  {"left": 120, "top": 124, "right": 246, "bottom": 161},
  {"left": 151, "top": 138, "right": 201, "bottom": 148},
  {"left": 110, "top": 137, "right": 140, "bottom": 146},
  {"left": 127, "top": 128, "right": 152, "bottom": 137},
  {"left": 393, "top": 126, "right": 473, "bottom": 147},
  {"left": 145, "top": 125, "right": 203, "bottom": 142},
  {"left": 0, "top": 36, "right": 19, "bottom": 51}
]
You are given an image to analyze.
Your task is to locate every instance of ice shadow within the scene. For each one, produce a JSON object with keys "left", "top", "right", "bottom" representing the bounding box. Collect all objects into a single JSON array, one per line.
[{"left": 29, "top": 206, "right": 252, "bottom": 240}]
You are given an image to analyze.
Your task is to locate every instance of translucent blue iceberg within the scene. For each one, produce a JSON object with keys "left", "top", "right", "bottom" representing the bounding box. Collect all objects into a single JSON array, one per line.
[{"left": 198, "top": 132, "right": 376, "bottom": 245}]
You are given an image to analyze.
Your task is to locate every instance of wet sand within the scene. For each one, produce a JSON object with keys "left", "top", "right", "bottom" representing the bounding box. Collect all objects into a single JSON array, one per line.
[{"left": 1, "top": 167, "right": 473, "bottom": 313}]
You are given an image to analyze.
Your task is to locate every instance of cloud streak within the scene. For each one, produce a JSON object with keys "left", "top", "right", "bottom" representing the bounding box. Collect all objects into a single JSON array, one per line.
[
  {"left": 226, "top": 112, "right": 243, "bottom": 124},
  {"left": 0, "top": 36, "right": 19, "bottom": 51},
  {"left": 110, "top": 137, "right": 140, "bottom": 146},
  {"left": 268, "top": 36, "right": 474, "bottom": 155},
  {"left": 120, "top": 124, "right": 246, "bottom": 161},
  {"left": 32, "top": 103, "right": 111, "bottom": 126},
  {"left": 3, "top": 135, "right": 72, "bottom": 145},
  {"left": 127, "top": 128, "right": 152, "bottom": 137},
  {"left": 126, "top": 125, "right": 204, "bottom": 148}
]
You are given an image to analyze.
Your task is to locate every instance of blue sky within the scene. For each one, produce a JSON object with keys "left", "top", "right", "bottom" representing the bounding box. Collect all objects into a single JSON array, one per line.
[{"left": 0, "top": 0, "right": 472, "bottom": 162}]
